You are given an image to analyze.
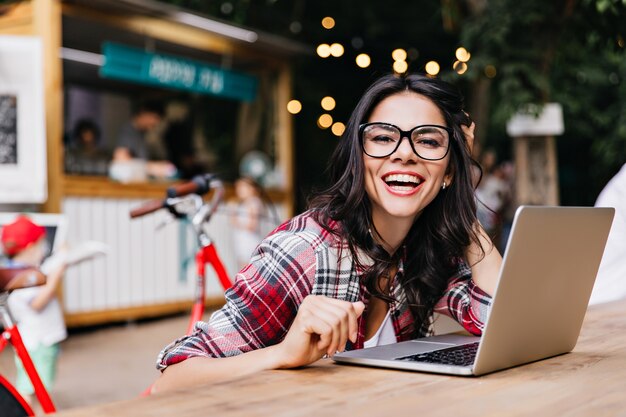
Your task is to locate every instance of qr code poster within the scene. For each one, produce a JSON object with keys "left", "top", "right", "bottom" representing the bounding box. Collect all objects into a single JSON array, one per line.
[{"left": 0, "top": 36, "right": 47, "bottom": 203}]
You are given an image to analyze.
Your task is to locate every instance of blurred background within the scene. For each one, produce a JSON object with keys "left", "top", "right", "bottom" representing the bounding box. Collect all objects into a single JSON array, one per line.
[{"left": 157, "top": 0, "right": 626, "bottom": 209}]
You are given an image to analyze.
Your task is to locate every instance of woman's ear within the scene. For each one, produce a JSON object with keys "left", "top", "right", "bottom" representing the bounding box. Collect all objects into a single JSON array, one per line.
[{"left": 444, "top": 163, "right": 455, "bottom": 187}]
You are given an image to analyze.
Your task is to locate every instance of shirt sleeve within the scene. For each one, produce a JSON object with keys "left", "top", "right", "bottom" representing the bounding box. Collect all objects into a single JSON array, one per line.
[
  {"left": 156, "top": 230, "right": 317, "bottom": 371},
  {"left": 433, "top": 260, "right": 492, "bottom": 336}
]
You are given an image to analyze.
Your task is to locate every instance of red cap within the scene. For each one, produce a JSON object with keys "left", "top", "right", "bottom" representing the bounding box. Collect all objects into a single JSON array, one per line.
[{"left": 1, "top": 215, "right": 46, "bottom": 256}]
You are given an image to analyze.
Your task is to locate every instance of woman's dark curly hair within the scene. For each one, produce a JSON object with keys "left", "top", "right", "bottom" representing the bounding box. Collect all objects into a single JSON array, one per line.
[{"left": 309, "top": 73, "right": 484, "bottom": 337}]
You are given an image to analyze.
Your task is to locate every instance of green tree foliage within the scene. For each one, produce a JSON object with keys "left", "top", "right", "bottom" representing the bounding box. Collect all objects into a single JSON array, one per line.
[{"left": 457, "top": 0, "right": 626, "bottom": 204}]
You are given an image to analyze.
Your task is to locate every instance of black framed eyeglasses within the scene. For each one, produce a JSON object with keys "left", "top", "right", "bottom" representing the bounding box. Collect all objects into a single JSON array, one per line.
[{"left": 359, "top": 122, "right": 453, "bottom": 160}]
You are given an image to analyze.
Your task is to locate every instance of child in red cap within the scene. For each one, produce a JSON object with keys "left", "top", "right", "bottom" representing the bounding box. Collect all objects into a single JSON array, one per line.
[{"left": 1, "top": 215, "right": 67, "bottom": 409}]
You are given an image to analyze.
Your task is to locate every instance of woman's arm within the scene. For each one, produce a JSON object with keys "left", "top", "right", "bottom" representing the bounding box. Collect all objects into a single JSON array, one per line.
[
  {"left": 461, "top": 118, "right": 501, "bottom": 294},
  {"left": 152, "top": 347, "right": 278, "bottom": 394},
  {"left": 434, "top": 224, "right": 501, "bottom": 335},
  {"left": 152, "top": 296, "right": 364, "bottom": 393},
  {"left": 465, "top": 224, "right": 502, "bottom": 296}
]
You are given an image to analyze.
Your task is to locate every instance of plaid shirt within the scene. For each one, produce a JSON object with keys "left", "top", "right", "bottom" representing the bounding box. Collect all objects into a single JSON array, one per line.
[{"left": 157, "top": 210, "right": 492, "bottom": 370}]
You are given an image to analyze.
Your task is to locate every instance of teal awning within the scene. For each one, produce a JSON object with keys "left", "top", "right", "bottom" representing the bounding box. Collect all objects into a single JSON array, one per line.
[{"left": 100, "top": 42, "right": 258, "bottom": 101}]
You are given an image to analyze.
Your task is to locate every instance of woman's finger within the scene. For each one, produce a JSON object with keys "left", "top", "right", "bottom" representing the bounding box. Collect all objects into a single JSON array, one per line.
[
  {"left": 308, "top": 300, "right": 350, "bottom": 354},
  {"left": 319, "top": 302, "right": 350, "bottom": 354}
]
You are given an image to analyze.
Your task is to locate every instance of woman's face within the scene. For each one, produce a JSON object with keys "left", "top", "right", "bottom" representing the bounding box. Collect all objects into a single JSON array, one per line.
[{"left": 363, "top": 92, "right": 452, "bottom": 227}]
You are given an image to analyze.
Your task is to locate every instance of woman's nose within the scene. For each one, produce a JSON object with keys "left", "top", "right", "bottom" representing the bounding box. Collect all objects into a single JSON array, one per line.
[{"left": 391, "top": 136, "right": 418, "bottom": 162}]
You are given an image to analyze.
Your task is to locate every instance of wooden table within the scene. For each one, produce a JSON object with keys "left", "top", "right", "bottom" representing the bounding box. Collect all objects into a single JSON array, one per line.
[{"left": 52, "top": 301, "right": 626, "bottom": 417}]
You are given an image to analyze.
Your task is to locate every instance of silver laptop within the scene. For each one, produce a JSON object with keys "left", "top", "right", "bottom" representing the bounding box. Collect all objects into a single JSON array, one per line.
[{"left": 333, "top": 206, "right": 614, "bottom": 376}]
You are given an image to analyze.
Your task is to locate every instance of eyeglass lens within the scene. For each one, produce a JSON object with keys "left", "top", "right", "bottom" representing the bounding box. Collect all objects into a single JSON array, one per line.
[{"left": 362, "top": 123, "right": 449, "bottom": 160}]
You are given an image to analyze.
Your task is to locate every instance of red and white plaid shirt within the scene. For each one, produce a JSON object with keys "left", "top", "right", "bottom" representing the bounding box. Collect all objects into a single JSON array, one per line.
[{"left": 157, "top": 211, "right": 492, "bottom": 370}]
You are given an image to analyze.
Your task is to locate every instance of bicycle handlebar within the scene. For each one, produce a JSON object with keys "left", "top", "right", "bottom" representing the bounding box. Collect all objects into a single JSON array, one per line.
[
  {"left": 129, "top": 174, "right": 223, "bottom": 219},
  {"left": 166, "top": 174, "right": 215, "bottom": 198},
  {"left": 129, "top": 199, "right": 166, "bottom": 218}
]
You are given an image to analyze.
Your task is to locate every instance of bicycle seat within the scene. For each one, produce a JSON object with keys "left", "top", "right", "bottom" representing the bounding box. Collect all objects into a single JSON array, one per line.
[{"left": 0, "top": 267, "right": 46, "bottom": 292}]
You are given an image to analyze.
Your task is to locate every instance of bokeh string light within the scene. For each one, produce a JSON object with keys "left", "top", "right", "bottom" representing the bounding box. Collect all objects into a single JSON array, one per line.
[
  {"left": 329, "top": 43, "right": 344, "bottom": 57},
  {"left": 484, "top": 65, "right": 497, "bottom": 78},
  {"left": 317, "top": 114, "right": 333, "bottom": 129},
  {"left": 331, "top": 122, "right": 346, "bottom": 137},
  {"left": 356, "top": 53, "right": 371, "bottom": 68},
  {"left": 286, "top": 99, "right": 302, "bottom": 114},
  {"left": 392, "top": 48, "right": 408, "bottom": 74},
  {"left": 321, "top": 16, "right": 335, "bottom": 29},
  {"left": 316, "top": 43, "right": 331, "bottom": 58},
  {"left": 455, "top": 47, "right": 471, "bottom": 62},
  {"left": 425, "top": 61, "right": 440, "bottom": 76},
  {"left": 321, "top": 96, "right": 336, "bottom": 111},
  {"left": 453, "top": 60, "right": 468, "bottom": 75}
]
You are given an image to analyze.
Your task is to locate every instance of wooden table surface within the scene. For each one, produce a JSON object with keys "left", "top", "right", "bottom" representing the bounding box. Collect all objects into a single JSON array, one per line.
[{"left": 52, "top": 301, "right": 626, "bottom": 417}]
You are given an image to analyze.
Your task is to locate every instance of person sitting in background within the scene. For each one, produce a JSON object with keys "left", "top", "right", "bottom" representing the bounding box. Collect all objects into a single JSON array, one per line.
[
  {"left": 151, "top": 73, "right": 502, "bottom": 393},
  {"left": 112, "top": 100, "right": 176, "bottom": 180},
  {"left": 1, "top": 216, "right": 67, "bottom": 408},
  {"left": 64, "top": 118, "right": 109, "bottom": 175},
  {"left": 589, "top": 163, "right": 626, "bottom": 305},
  {"left": 113, "top": 100, "right": 164, "bottom": 162}
]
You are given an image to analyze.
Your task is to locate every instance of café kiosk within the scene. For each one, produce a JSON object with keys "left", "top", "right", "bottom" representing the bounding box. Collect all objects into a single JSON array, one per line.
[{"left": 0, "top": 0, "right": 307, "bottom": 327}]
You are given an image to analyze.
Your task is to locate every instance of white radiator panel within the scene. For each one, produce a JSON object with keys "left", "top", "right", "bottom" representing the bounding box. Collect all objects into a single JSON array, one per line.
[{"left": 61, "top": 196, "right": 283, "bottom": 315}]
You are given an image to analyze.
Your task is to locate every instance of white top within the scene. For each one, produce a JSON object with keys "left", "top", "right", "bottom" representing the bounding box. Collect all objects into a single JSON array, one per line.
[
  {"left": 363, "top": 310, "right": 397, "bottom": 348},
  {"left": 7, "top": 287, "right": 67, "bottom": 349},
  {"left": 590, "top": 163, "right": 626, "bottom": 305}
]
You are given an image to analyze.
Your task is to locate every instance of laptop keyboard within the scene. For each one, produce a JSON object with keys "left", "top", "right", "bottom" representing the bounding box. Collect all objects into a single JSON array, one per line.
[{"left": 396, "top": 341, "right": 480, "bottom": 367}]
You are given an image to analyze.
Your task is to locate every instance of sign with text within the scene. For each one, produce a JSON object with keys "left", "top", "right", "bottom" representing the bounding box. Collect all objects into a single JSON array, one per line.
[{"left": 100, "top": 42, "right": 258, "bottom": 102}]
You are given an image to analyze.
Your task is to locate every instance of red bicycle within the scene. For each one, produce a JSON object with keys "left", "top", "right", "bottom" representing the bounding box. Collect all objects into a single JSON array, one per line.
[
  {"left": 0, "top": 267, "right": 56, "bottom": 416},
  {"left": 0, "top": 175, "right": 234, "bottom": 413},
  {"left": 130, "top": 173, "right": 233, "bottom": 335}
]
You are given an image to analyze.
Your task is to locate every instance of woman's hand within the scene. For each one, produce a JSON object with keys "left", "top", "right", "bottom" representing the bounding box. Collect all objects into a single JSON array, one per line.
[
  {"left": 273, "top": 295, "right": 365, "bottom": 369},
  {"left": 461, "top": 121, "right": 476, "bottom": 155}
]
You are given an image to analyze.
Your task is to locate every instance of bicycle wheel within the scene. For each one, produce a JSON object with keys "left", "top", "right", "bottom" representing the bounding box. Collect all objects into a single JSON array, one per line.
[{"left": 0, "top": 374, "right": 34, "bottom": 416}]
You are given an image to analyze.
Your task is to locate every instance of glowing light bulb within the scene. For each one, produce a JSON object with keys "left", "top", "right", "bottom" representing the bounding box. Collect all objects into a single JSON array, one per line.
[
  {"left": 317, "top": 114, "right": 333, "bottom": 129},
  {"left": 331, "top": 122, "right": 346, "bottom": 137},
  {"left": 453, "top": 60, "right": 468, "bottom": 75},
  {"left": 329, "top": 43, "right": 344, "bottom": 57},
  {"left": 392, "top": 48, "right": 407, "bottom": 61},
  {"left": 321, "top": 96, "right": 336, "bottom": 111},
  {"left": 286, "top": 100, "right": 302, "bottom": 114},
  {"left": 356, "top": 53, "right": 371, "bottom": 68},
  {"left": 393, "top": 60, "right": 408, "bottom": 74},
  {"left": 322, "top": 17, "right": 335, "bottom": 29},
  {"left": 455, "top": 47, "right": 471, "bottom": 62},
  {"left": 425, "top": 61, "right": 440, "bottom": 76},
  {"left": 317, "top": 44, "right": 331, "bottom": 58}
]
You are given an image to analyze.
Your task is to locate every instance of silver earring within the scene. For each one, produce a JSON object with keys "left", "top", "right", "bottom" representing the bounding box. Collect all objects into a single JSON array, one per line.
[{"left": 442, "top": 181, "right": 447, "bottom": 190}]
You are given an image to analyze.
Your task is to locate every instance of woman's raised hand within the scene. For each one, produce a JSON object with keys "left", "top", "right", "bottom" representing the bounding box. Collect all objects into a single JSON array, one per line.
[
  {"left": 274, "top": 295, "right": 365, "bottom": 369},
  {"left": 462, "top": 121, "right": 476, "bottom": 155}
]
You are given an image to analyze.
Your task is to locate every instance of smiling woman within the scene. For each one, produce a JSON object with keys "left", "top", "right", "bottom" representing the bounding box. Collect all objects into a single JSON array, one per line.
[{"left": 151, "top": 73, "right": 503, "bottom": 394}]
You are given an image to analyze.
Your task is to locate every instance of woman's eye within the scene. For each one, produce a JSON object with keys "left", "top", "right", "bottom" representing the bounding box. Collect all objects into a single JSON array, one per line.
[
  {"left": 371, "top": 135, "right": 395, "bottom": 143},
  {"left": 416, "top": 138, "right": 442, "bottom": 148}
]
